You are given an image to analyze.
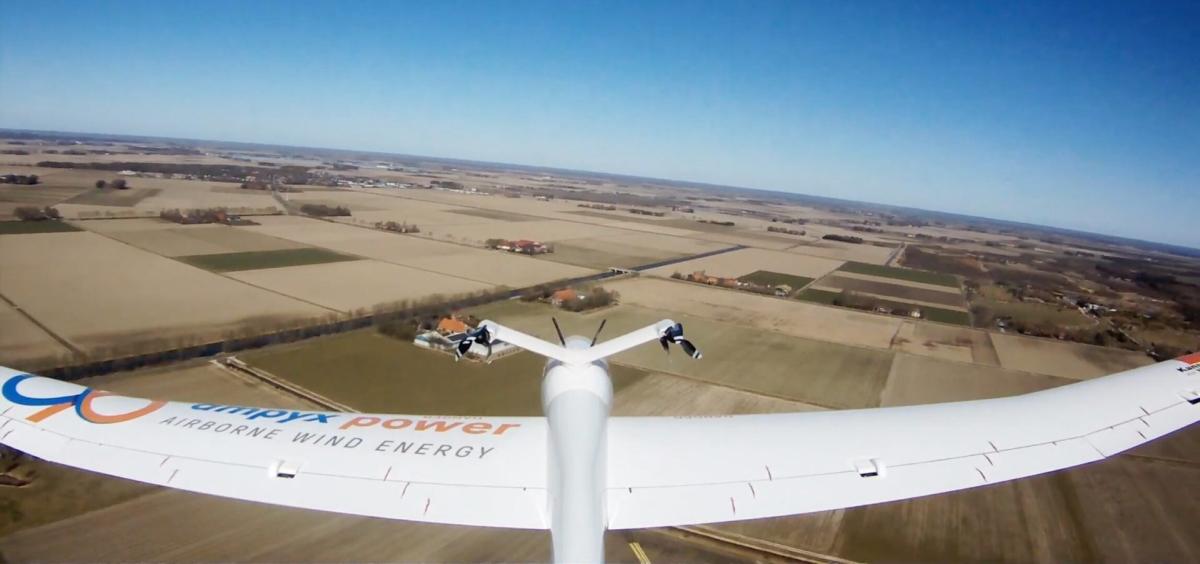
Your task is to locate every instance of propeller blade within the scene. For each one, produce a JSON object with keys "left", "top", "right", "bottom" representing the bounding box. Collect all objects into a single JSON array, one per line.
[
  {"left": 659, "top": 335, "right": 670, "bottom": 353},
  {"left": 455, "top": 338, "right": 472, "bottom": 361},
  {"left": 552, "top": 317, "right": 566, "bottom": 346},
  {"left": 679, "top": 339, "right": 702, "bottom": 359},
  {"left": 590, "top": 319, "right": 608, "bottom": 347}
]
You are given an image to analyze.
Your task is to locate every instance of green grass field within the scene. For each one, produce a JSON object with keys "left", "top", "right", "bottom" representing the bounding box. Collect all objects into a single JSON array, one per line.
[
  {"left": 737, "top": 270, "right": 814, "bottom": 289},
  {"left": 796, "top": 288, "right": 970, "bottom": 325},
  {"left": 242, "top": 330, "right": 649, "bottom": 415},
  {"left": 177, "top": 248, "right": 357, "bottom": 272},
  {"left": 979, "top": 299, "right": 1089, "bottom": 328},
  {"left": 838, "top": 261, "right": 959, "bottom": 287},
  {"left": 468, "top": 301, "right": 894, "bottom": 409},
  {"left": 0, "top": 221, "right": 81, "bottom": 235},
  {"left": 795, "top": 288, "right": 840, "bottom": 304}
]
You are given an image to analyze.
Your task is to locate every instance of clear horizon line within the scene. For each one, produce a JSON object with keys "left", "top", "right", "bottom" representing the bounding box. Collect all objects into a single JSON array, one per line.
[{"left": 3, "top": 125, "right": 1197, "bottom": 254}]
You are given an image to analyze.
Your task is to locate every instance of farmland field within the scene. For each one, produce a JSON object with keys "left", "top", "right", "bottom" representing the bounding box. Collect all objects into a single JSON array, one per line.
[
  {"left": 242, "top": 330, "right": 649, "bottom": 416},
  {"left": 544, "top": 241, "right": 673, "bottom": 269},
  {"left": 785, "top": 240, "right": 896, "bottom": 264},
  {"left": 446, "top": 208, "right": 541, "bottom": 222},
  {"left": 608, "top": 277, "right": 904, "bottom": 349},
  {"left": 65, "top": 187, "right": 161, "bottom": 207},
  {"left": 795, "top": 288, "right": 840, "bottom": 304},
  {"left": 737, "top": 270, "right": 814, "bottom": 289},
  {"left": 92, "top": 222, "right": 307, "bottom": 257},
  {"left": 797, "top": 287, "right": 971, "bottom": 326},
  {"left": 978, "top": 299, "right": 1091, "bottom": 329},
  {"left": 0, "top": 300, "right": 70, "bottom": 367},
  {"left": 241, "top": 215, "right": 596, "bottom": 287},
  {"left": 226, "top": 259, "right": 492, "bottom": 313},
  {"left": 646, "top": 247, "right": 843, "bottom": 280},
  {"left": 879, "top": 354, "right": 1071, "bottom": 406},
  {"left": 177, "top": 248, "right": 358, "bottom": 272},
  {"left": 0, "top": 231, "right": 325, "bottom": 349},
  {"left": 469, "top": 300, "right": 895, "bottom": 409},
  {"left": 814, "top": 275, "right": 966, "bottom": 307},
  {"left": 838, "top": 261, "right": 959, "bottom": 287},
  {"left": 540, "top": 231, "right": 725, "bottom": 270},
  {"left": 0, "top": 221, "right": 80, "bottom": 235},
  {"left": 891, "top": 321, "right": 1000, "bottom": 365},
  {"left": 990, "top": 333, "right": 1152, "bottom": 380}
]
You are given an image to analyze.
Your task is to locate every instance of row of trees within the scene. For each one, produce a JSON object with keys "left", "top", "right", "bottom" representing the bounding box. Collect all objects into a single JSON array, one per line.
[
  {"left": 373, "top": 288, "right": 520, "bottom": 341},
  {"left": 14, "top": 206, "right": 62, "bottom": 221},
  {"left": 375, "top": 220, "right": 420, "bottom": 234},
  {"left": 767, "top": 226, "right": 805, "bottom": 236},
  {"left": 822, "top": 234, "right": 864, "bottom": 244},
  {"left": 300, "top": 203, "right": 351, "bottom": 217},
  {"left": 95, "top": 179, "right": 128, "bottom": 189},
  {"left": 160, "top": 208, "right": 256, "bottom": 225},
  {"left": 559, "top": 287, "right": 619, "bottom": 312},
  {"left": 0, "top": 174, "right": 38, "bottom": 185}
]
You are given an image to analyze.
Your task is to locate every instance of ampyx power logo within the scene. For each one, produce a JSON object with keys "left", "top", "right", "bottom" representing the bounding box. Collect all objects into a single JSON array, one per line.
[
  {"left": 190, "top": 403, "right": 338, "bottom": 424},
  {"left": 2, "top": 374, "right": 166, "bottom": 424}
]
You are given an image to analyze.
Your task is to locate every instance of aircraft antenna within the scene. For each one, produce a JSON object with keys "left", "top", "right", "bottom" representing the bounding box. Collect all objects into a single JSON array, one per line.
[
  {"left": 551, "top": 317, "right": 566, "bottom": 346},
  {"left": 589, "top": 319, "right": 607, "bottom": 347}
]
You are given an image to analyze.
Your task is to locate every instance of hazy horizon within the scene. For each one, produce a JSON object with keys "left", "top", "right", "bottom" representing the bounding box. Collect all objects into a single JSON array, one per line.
[{"left": 1, "top": 1, "right": 1196, "bottom": 247}]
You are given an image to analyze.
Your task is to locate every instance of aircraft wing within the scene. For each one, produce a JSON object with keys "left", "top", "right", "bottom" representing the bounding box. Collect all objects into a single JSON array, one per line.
[
  {"left": 605, "top": 355, "right": 1200, "bottom": 529},
  {"left": 0, "top": 367, "right": 548, "bottom": 529}
]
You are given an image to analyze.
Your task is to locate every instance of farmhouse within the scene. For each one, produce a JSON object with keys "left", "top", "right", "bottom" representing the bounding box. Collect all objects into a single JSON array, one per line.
[
  {"left": 551, "top": 289, "right": 579, "bottom": 306},
  {"left": 436, "top": 317, "right": 469, "bottom": 335},
  {"left": 687, "top": 270, "right": 739, "bottom": 288},
  {"left": 492, "top": 239, "right": 549, "bottom": 254}
]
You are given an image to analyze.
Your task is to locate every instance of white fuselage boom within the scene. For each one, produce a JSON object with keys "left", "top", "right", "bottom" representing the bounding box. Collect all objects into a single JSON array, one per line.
[{"left": 542, "top": 335, "right": 612, "bottom": 562}]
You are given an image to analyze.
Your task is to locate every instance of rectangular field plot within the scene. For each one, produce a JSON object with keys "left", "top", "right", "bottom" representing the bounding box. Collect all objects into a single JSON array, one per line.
[
  {"left": 242, "top": 330, "right": 649, "bottom": 416},
  {"left": 469, "top": 301, "right": 895, "bottom": 409},
  {"left": 891, "top": 321, "right": 1000, "bottom": 365},
  {"left": 542, "top": 241, "right": 672, "bottom": 269},
  {"left": 0, "top": 232, "right": 325, "bottom": 350},
  {"left": 239, "top": 215, "right": 596, "bottom": 286},
  {"left": 646, "top": 247, "right": 843, "bottom": 280},
  {"left": 608, "top": 277, "right": 904, "bottom": 349},
  {"left": 816, "top": 275, "right": 965, "bottom": 307},
  {"left": 178, "top": 248, "right": 358, "bottom": 272},
  {"left": 227, "top": 259, "right": 493, "bottom": 313},
  {"left": 879, "top": 354, "right": 1071, "bottom": 406},
  {"left": 738, "top": 270, "right": 814, "bottom": 289},
  {"left": 0, "top": 221, "right": 81, "bottom": 235},
  {"left": 0, "top": 301, "right": 71, "bottom": 367},
  {"left": 990, "top": 333, "right": 1153, "bottom": 380},
  {"left": 796, "top": 288, "right": 839, "bottom": 304},
  {"left": 65, "top": 188, "right": 161, "bottom": 207},
  {"left": 539, "top": 232, "right": 725, "bottom": 270},
  {"left": 90, "top": 222, "right": 307, "bottom": 257},
  {"left": 786, "top": 241, "right": 896, "bottom": 264},
  {"left": 796, "top": 288, "right": 971, "bottom": 326},
  {"left": 838, "top": 261, "right": 959, "bottom": 287},
  {"left": 445, "top": 208, "right": 542, "bottom": 222}
]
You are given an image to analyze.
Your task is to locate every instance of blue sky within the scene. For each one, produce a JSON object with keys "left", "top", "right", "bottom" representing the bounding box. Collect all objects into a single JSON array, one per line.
[{"left": 1, "top": 1, "right": 1197, "bottom": 247}]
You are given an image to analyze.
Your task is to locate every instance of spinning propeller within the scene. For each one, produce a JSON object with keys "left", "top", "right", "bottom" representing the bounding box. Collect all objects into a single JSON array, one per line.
[
  {"left": 456, "top": 324, "right": 494, "bottom": 361},
  {"left": 659, "top": 322, "right": 702, "bottom": 359}
]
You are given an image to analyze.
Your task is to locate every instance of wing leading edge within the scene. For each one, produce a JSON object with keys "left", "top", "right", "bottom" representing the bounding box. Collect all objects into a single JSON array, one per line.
[
  {"left": 0, "top": 367, "right": 549, "bottom": 529},
  {"left": 605, "top": 356, "right": 1200, "bottom": 529},
  {"left": 3, "top": 356, "right": 1198, "bottom": 533}
]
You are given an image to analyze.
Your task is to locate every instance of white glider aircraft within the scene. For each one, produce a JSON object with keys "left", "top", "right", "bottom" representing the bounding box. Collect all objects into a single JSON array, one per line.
[{"left": 2, "top": 319, "right": 1199, "bottom": 562}]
